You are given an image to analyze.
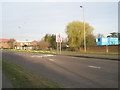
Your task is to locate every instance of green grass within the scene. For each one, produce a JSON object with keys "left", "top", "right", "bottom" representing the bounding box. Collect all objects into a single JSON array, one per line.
[
  {"left": 65, "top": 55, "right": 119, "bottom": 61},
  {"left": 61, "top": 50, "right": 120, "bottom": 55},
  {"left": 2, "top": 59, "right": 60, "bottom": 88},
  {"left": 2, "top": 49, "right": 56, "bottom": 54},
  {"left": 2, "top": 49, "right": 120, "bottom": 55}
]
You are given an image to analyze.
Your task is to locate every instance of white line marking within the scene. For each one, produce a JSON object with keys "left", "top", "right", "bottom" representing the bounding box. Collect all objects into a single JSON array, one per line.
[
  {"left": 88, "top": 65, "right": 101, "bottom": 69},
  {"left": 31, "top": 54, "right": 55, "bottom": 58},
  {"left": 45, "top": 55, "right": 55, "bottom": 57},
  {"left": 71, "top": 57, "right": 85, "bottom": 59},
  {"left": 31, "top": 55, "right": 42, "bottom": 58},
  {"left": 49, "top": 59, "right": 55, "bottom": 61}
]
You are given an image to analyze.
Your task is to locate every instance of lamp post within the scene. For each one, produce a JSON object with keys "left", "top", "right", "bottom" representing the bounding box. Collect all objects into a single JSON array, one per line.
[{"left": 80, "top": 6, "right": 86, "bottom": 52}]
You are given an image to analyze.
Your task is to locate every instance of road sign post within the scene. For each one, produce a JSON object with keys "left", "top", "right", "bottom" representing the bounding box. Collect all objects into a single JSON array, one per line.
[
  {"left": 60, "top": 42, "right": 61, "bottom": 54},
  {"left": 56, "top": 33, "right": 62, "bottom": 55},
  {"left": 57, "top": 42, "right": 59, "bottom": 54}
]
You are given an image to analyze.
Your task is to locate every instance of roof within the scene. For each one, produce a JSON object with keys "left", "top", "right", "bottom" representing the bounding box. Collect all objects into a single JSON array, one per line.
[
  {"left": 0, "top": 39, "right": 10, "bottom": 42},
  {"left": 16, "top": 40, "right": 33, "bottom": 43}
]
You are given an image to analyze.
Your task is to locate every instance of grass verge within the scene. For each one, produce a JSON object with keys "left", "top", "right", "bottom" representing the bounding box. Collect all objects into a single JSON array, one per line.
[
  {"left": 61, "top": 50, "right": 120, "bottom": 55},
  {"left": 2, "top": 59, "right": 60, "bottom": 88},
  {"left": 65, "top": 55, "right": 119, "bottom": 61},
  {"left": 2, "top": 49, "right": 120, "bottom": 55},
  {"left": 2, "top": 49, "right": 56, "bottom": 54}
]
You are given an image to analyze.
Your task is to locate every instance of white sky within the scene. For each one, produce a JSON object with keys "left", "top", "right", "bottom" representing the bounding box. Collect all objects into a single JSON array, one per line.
[{"left": 0, "top": 0, "right": 119, "bottom": 41}]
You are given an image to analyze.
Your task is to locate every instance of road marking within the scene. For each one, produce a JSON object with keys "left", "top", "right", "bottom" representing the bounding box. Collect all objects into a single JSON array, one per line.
[
  {"left": 71, "top": 57, "right": 85, "bottom": 59},
  {"left": 49, "top": 59, "right": 55, "bottom": 61},
  {"left": 71, "top": 57, "right": 77, "bottom": 59},
  {"left": 31, "top": 54, "right": 55, "bottom": 58},
  {"left": 31, "top": 55, "right": 42, "bottom": 58},
  {"left": 88, "top": 65, "right": 101, "bottom": 69},
  {"left": 45, "top": 55, "right": 55, "bottom": 57}
]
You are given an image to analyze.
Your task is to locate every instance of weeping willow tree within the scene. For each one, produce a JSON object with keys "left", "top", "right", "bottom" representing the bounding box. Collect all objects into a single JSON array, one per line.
[{"left": 66, "top": 21, "right": 95, "bottom": 50}]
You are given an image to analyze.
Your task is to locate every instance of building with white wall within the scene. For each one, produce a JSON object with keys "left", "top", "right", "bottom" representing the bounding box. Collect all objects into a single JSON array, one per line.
[{"left": 14, "top": 40, "right": 34, "bottom": 50}]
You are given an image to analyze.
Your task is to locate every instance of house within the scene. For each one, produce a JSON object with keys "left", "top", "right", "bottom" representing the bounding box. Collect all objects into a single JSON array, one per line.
[
  {"left": 0, "top": 38, "right": 49, "bottom": 50},
  {"left": 0, "top": 39, "right": 15, "bottom": 49},
  {"left": 14, "top": 40, "right": 34, "bottom": 50},
  {"left": 31, "top": 40, "right": 39, "bottom": 50}
]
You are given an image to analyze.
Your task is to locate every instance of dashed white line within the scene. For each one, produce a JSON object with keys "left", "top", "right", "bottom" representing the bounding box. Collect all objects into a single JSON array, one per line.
[
  {"left": 31, "top": 55, "right": 42, "bottom": 58},
  {"left": 45, "top": 55, "right": 55, "bottom": 57},
  {"left": 88, "top": 65, "right": 101, "bottom": 69},
  {"left": 31, "top": 54, "right": 55, "bottom": 58},
  {"left": 49, "top": 59, "right": 55, "bottom": 61}
]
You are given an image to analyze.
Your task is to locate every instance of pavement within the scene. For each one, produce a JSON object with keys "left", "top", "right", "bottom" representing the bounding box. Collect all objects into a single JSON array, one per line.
[{"left": 2, "top": 51, "right": 119, "bottom": 88}]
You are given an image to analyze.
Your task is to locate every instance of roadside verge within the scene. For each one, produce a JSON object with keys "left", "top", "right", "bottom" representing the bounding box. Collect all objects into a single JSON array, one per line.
[
  {"left": 63, "top": 54, "right": 119, "bottom": 61},
  {"left": 2, "top": 59, "right": 60, "bottom": 88}
]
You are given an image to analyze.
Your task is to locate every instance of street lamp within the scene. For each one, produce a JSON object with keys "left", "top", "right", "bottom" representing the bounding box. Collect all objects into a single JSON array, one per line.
[{"left": 80, "top": 6, "right": 86, "bottom": 52}]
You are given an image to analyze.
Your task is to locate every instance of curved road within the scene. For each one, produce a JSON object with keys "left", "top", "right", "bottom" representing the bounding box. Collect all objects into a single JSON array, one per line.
[{"left": 2, "top": 51, "right": 118, "bottom": 88}]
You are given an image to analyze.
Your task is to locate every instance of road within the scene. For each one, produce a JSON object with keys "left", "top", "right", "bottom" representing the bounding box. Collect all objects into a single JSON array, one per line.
[{"left": 2, "top": 51, "right": 118, "bottom": 88}]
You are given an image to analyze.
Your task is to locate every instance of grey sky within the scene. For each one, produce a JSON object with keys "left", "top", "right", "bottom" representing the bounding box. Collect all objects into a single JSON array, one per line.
[{"left": 1, "top": 2, "right": 118, "bottom": 41}]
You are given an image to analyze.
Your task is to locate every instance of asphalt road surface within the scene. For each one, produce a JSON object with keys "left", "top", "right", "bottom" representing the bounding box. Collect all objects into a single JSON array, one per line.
[{"left": 2, "top": 51, "right": 118, "bottom": 88}]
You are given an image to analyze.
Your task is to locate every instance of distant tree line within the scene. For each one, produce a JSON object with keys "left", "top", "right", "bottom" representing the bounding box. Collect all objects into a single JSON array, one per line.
[
  {"left": 42, "top": 21, "right": 119, "bottom": 51},
  {"left": 5, "top": 21, "right": 119, "bottom": 51}
]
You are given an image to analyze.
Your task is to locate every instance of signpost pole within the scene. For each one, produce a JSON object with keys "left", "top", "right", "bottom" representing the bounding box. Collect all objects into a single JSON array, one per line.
[
  {"left": 56, "top": 33, "right": 62, "bottom": 55},
  {"left": 57, "top": 42, "right": 58, "bottom": 54},
  {"left": 60, "top": 42, "right": 61, "bottom": 55}
]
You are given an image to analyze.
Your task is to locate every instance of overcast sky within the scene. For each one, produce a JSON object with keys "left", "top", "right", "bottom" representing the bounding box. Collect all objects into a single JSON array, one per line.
[{"left": 1, "top": 1, "right": 118, "bottom": 41}]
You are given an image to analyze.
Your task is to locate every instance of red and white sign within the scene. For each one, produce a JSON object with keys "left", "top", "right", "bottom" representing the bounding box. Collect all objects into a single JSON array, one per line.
[{"left": 56, "top": 33, "right": 62, "bottom": 42}]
